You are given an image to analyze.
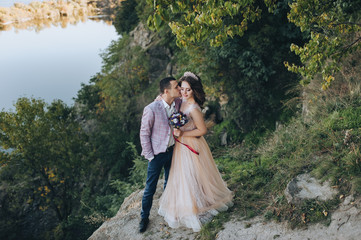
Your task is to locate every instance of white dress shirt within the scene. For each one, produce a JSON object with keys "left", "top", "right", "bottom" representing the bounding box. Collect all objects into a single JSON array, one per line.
[{"left": 162, "top": 99, "right": 175, "bottom": 147}]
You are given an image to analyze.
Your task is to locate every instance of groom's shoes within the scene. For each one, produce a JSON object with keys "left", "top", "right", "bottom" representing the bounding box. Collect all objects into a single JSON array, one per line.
[{"left": 139, "top": 218, "right": 149, "bottom": 233}]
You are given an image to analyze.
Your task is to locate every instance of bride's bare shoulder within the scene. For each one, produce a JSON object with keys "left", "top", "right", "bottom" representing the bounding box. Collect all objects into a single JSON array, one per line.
[{"left": 186, "top": 104, "right": 202, "bottom": 116}]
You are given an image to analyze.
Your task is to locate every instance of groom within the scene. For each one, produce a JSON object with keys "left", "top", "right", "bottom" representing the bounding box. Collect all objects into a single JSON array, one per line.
[{"left": 139, "top": 76, "right": 181, "bottom": 233}]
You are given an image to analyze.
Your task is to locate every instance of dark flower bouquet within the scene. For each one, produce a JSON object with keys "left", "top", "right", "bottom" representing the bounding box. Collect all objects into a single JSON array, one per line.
[
  {"left": 169, "top": 112, "right": 188, "bottom": 129},
  {"left": 169, "top": 111, "right": 199, "bottom": 155}
]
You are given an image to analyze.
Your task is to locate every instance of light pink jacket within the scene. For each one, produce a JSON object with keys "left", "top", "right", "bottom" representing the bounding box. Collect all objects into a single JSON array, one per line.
[{"left": 140, "top": 98, "right": 181, "bottom": 160}]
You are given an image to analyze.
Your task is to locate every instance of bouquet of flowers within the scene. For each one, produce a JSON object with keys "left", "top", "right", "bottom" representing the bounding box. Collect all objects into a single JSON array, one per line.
[
  {"left": 169, "top": 112, "right": 188, "bottom": 129},
  {"left": 169, "top": 112, "right": 199, "bottom": 155}
]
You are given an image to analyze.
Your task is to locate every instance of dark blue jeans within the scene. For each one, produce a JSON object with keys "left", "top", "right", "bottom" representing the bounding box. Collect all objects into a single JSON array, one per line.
[{"left": 140, "top": 148, "right": 173, "bottom": 219}]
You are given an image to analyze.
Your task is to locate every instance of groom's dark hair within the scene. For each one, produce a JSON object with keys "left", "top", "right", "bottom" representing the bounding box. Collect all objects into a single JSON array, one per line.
[{"left": 160, "top": 76, "right": 176, "bottom": 93}]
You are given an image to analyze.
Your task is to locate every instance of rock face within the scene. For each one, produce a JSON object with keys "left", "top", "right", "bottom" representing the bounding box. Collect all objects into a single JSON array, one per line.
[
  {"left": 89, "top": 177, "right": 361, "bottom": 240},
  {"left": 129, "top": 22, "right": 175, "bottom": 78},
  {"left": 216, "top": 195, "right": 361, "bottom": 240},
  {"left": 88, "top": 180, "right": 198, "bottom": 240},
  {"left": 284, "top": 173, "right": 338, "bottom": 205},
  {"left": 129, "top": 22, "right": 155, "bottom": 49},
  {"left": 89, "top": 182, "right": 361, "bottom": 240}
]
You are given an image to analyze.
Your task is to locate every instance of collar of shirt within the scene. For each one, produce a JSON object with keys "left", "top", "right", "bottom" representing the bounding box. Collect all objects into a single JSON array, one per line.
[{"left": 161, "top": 98, "right": 175, "bottom": 110}]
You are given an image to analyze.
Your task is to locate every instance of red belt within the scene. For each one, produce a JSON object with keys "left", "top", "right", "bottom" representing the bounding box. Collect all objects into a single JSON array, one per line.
[{"left": 173, "top": 134, "right": 199, "bottom": 155}]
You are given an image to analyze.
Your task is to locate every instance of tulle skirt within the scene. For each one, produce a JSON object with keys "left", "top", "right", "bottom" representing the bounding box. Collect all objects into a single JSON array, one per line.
[{"left": 158, "top": 136, "right": 233, "bottom": 232}]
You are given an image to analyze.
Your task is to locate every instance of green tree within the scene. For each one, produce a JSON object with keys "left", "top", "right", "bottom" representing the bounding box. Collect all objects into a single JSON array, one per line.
[
  {"left": 146, "top": 0, "right": 277, "bottom": 46},
  {"left": 0, "top": 98, "right": 92, "bottom": 232},
  {"left": 114, "top": 0, "right": 139, "bottom": 34},
  {"left": 88, "top": 35, "right": 152, "bottom": 179},
  {"left": 147, "top": 0, "right": 303, "bottom": 138},
  {"left": 73, "top": 34, "right": 160, "bottom": 218},
  {"left": 285, "top": 0, "right": 361, "bottom": 88},
  {"left": 147, "top": 0, "right": 361, "bottom": 89}
]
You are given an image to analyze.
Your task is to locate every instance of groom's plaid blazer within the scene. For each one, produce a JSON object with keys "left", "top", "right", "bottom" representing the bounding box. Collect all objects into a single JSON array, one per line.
[{"left": 140, "top": 98, "right": 181, "bottom": 160}]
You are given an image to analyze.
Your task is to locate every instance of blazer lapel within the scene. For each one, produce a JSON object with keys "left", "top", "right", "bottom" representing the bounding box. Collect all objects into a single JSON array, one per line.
[{"left": 157, "top": 101, "right": 169, "bottom": 124}]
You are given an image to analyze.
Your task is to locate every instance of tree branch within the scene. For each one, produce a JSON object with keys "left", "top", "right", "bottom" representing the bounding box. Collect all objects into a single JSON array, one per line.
[{"left": 342, "top": 35, "right": 361, "bottom": 52}]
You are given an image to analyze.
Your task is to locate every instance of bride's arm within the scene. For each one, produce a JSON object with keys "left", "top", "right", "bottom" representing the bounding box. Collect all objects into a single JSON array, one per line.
[{"left": 175, "top": 108, "right": 207, "bottom": 137}]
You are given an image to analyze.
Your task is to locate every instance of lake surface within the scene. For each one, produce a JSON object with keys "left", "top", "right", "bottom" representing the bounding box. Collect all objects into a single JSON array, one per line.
[{"left": 0, "top": 13, "right": 119, "bottom": 111}]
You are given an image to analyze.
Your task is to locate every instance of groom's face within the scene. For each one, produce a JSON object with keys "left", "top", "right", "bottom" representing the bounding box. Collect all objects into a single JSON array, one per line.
[{"left": 168, "top": 80, "right": 181, "bottom": 98}]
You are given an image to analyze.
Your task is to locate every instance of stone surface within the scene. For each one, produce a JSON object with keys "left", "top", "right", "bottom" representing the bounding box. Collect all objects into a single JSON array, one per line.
[
  {"left": 220, "top": 130, "right": 227, "bottom": 146},
  {"left": 89, "top": 177, "right": 361, "bottom": 240},
  {"left": 128, "top": 22, "right": 175, "bottom": 80},
  {"left": 216, "top": 196, "right": 361, "bottom": 240},
  {"left": 88, "top": 179, "right": 198, "bottom": 240},
  {"left": 129, "top": 22, "right": 155, "bottom": 49},
  {"left": 284, "top": 173, "right": 338, "bottom": 204}
]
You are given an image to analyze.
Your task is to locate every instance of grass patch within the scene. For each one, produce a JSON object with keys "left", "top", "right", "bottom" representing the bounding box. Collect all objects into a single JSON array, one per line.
[
  {"left": 209, "top": 98, "right": 361, "bottom": 231},
  {"left": 195, "top": 79, "right": 361, "bottom": 236},
  {"left": 197, "top": 212, "right": 231, "bottom": 240}
]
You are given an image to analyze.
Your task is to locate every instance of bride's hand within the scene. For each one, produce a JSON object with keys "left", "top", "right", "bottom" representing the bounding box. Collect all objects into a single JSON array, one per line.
[{"left": 173, "top": 128, "right": 182, "bottom": 137}]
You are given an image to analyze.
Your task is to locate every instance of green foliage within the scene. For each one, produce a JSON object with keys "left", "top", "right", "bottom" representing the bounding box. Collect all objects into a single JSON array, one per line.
[
  {"left": 3, "top": 0, "right": 360, "bottom": 238},
  {"left": 92, "top": 179, "right": 133, "bottom": 217},
  {"left": 351, "top": 176, "right": 361, "bottom": 195},
  {"left": 99, "top": 35, "right": 151, "bottom": 103},
  {"left": 75, "top": 76, "right": 102, "bottom": 119},
  {"left": 69, "top": 16, "right": 173, "bottom": 237},
  {"left": 285, "top": 0, "right": 361, "bottom": 88},
  {"left": 84, "top": 142, "right": 148, "bottom": 218},
  {"left": 0, "top": 98, "right": 92, "bottom": 220},
  {"left": 296, "top": 199, "right": 338, "bottom": 227},
  {"left": 134, "top": 0, "right": 153, "bottom": 21},
  {"left": 213, "top": 90, "right": 361, "bottom": 228},
  {"left": 324, "top": 106, "right": 361, "bottom": 130},
  {"left": 198, "top": 212, "right": 231, "bottom": 240},
  {"left": 146, "top": 0, "right": 277, "bottom": 47},
  {"left": 170, "top": 1, "right": 303, "bottom": 140},
  {"left": 126, "top": 142, "right": 148, "bottom": 186},
  {"left": 54, "top": 215, "right": 96, "bottom": 240},
  {"left": 147, "top": 0, "right": 361, "bottom": 89},
  {"left": 75, "top": 35, "right": 153, "bottom": 185},
  {"left": 0, "top": 98, "right": 93, "bottom": 239},
  {"left": 114, "top": 0, "right": 139, "bottom": 34}
]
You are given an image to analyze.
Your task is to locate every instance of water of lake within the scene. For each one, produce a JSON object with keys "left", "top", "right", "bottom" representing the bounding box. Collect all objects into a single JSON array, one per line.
[{"left": 0, "top": 6, "right": 119, "bottom": 111}]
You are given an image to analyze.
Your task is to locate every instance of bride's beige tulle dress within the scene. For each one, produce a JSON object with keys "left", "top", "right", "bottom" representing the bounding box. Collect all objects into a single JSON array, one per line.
[{"left": 158, "top": 104, "right": 233, "bottom": 232}]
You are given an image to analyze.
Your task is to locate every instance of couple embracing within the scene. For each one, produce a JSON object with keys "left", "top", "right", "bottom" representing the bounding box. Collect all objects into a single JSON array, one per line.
[{"left": 139, "top": 72, "right": 233, "bottom": 233}]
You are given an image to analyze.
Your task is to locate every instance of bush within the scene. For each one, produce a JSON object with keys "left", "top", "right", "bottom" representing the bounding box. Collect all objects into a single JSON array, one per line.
[
  {"left": 114, "top": 0, "right": 139, "bottom": 34},
  {"left": 212, "top": 93, "right": 361, "bottom": 228},
  {"left": 325, "top": 106, "right": 361, "bottom": 130}
]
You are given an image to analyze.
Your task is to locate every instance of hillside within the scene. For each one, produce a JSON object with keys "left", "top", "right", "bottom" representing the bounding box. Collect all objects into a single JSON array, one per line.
[
  {"left": 88, "top": 49, "right": 361, "bottom": 238},
  {"left": 88, "top": 44, "right": 361, "bottom": 238},
  {"left": 1, "top": 1, "right": 361, "bottom": 239}
]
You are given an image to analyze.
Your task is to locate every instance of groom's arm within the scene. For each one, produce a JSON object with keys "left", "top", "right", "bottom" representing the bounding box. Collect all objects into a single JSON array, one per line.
[{"left": 140, "top": 106, "right": 155, "bottom": 161}]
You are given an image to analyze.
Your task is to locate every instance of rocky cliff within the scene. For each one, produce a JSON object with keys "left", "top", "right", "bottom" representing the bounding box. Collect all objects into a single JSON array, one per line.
[
  {"left": 89, "top": 175, "right": 361, "bottom": 240},
  {"left": 88, "top": 180, "right": 198, "bottom": 240}
]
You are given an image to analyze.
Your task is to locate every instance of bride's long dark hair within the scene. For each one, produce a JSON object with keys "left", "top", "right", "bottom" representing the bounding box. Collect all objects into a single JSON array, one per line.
[{"left": 179, "top": 73, "right": 206, "bottom": 107}]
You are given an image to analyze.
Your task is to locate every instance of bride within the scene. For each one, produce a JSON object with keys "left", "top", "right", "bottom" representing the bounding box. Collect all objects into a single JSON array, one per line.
[{"left": 158, "top": 72, "right": 233, "bottom": 232}]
